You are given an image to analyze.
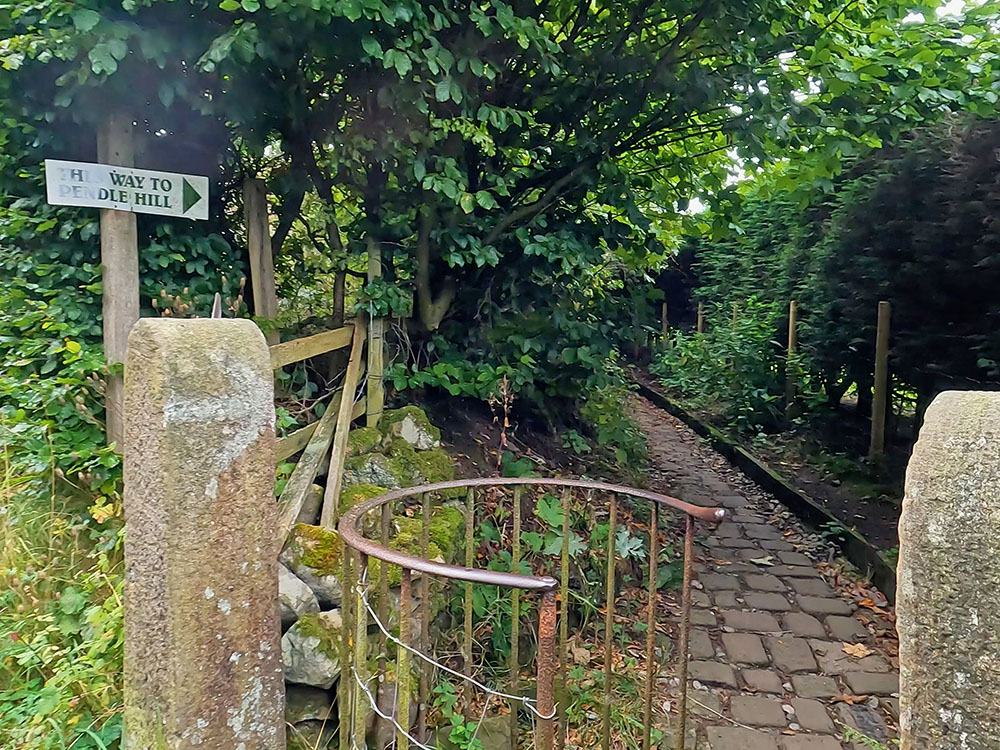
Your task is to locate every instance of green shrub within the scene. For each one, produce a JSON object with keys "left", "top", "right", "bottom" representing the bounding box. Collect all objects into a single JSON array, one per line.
[
  {"left": 651, "top": 297, "right": 785, "bottom": 433},
  {"left": 579, "top": 384, "right": 647, "bottom": 473}
]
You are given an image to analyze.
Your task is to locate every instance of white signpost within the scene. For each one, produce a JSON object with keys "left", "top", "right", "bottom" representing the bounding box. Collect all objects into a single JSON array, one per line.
[{"left": 45, "top": 159, "right": 209, "bottom": 220}]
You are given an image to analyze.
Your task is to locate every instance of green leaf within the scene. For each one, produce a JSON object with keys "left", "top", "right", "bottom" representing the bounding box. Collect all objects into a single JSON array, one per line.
[
  {"left": 475, "top": 190, "right": 497, "bottom": 209},
  {"left": 60, "top": 587, "right": 86, "bottom": 615},
  {"left": 393, "top": 53, "right": 412, "bottom": 77},
  {"left": 435, "top": 79, "right": 451, "bottom": 103},
  {"left": 362, "top": 36, "right": 382, "bottom": 59},
  {"left": 72, "top": 9, "right": 101, "bottom": 32},
  {"left": 459, "top": 193, "right": 474, "bottom": 213},
  {"left": 158, "top": 82, "right": 175, "bottom": 108},
  {"left": 64, "top": 340, "right": 82, "bottom": 354},
  {"left": 414, "top": 160, "right": 426, "bottom": 182},
  {"left": 219, "top": 0, "right": 240, "bottom": 9},
  {"left": 241, "top": 0, "right": 260, "bottom": 11}
]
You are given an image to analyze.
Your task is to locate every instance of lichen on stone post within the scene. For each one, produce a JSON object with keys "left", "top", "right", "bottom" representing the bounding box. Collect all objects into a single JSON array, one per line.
[
  {"left": 898, "top": 390, "right": 1000, "bottom": 750},
  {"left": 123, "top": 319, "right": 284, "bottom": 750}
]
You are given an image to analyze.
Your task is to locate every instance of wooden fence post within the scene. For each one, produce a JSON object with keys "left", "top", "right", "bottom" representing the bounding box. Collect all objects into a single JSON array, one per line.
[
  {"left": 696, "top": 302, "right": 704, "bottom": 334},
  {"left": 243, "top": 178, "right": 279, "bottom": 345},
  {"left": 785, "top": 300, "right": 798, "bottom": 418},
  {"left": 123, "top": 318, "right": 284, "bottom": 750},
  {"left": 366, "top": 237, "right": 385, "bottom": 427},
  {"left": 869, "top": 300, "right": 891, "bottom": 463},
  {"left": 731, "top": 302, "right": 738, "bottom": 327},
  {"left": 98, "top": 111, "right": 140, "bottom": 450},
  {"left": 661, "top": 302, "right": 669, "bottom": 347}
]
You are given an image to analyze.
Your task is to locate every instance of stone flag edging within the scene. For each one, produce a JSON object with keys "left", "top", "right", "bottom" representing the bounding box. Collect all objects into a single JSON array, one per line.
[{"left": 634, "top": 377, "right": 897, "bottom": 604}]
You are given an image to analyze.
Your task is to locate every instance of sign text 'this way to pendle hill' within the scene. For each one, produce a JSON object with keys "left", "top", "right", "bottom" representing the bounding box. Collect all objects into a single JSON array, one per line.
[{"left": 44, "top": 159, "right": 209, "bottom": 220}]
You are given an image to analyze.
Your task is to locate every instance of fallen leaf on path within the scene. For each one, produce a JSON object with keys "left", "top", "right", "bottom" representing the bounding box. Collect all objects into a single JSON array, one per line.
[
  {"left": 843, "top": 642, "right": 875, "bottom": 658},
  {"left": 747, "top": 555, "right": 775, "bottom": 566},
  {"left": 571, "top": 646, "right": 591, "bottom": 665},
  {"left": 832, "top": 693, "right": 869, "bottom": 705}
]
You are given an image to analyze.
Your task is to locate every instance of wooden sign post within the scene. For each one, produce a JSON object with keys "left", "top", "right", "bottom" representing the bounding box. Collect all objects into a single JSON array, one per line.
[
  {"left": 96, "top": 113, "right": 139, "bottom": 449},
  {"left": 46, "top": 115, "right": 211, "bottom": 449}
]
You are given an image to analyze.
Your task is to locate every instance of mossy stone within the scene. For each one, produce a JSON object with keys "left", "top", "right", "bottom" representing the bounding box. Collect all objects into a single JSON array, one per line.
[
  {"left": 339, "top": 483, "right": 388, "bottom": 515},
  {"left": 346, "top": 426, "right": 383, "bottom": 458},
  {"left": 285, "top": 523, "right": 344, "bottom": 577},
  {"left": 342, "top": 452, "right": 410, "bottom": 489},
  {"left": 380, "top": 405, "right": 442, "bottom": 450},
  {"left": 280, "top": 524, "right": 345, "bottom": 606}
]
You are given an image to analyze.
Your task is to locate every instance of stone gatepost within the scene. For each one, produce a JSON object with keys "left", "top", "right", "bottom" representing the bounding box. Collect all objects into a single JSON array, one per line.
[
  {"left": 898, "top": 390, "right": 1000, "bottom": 750},
  {"left": 123, "top": 319, "right": 284, "bottom": 750}
]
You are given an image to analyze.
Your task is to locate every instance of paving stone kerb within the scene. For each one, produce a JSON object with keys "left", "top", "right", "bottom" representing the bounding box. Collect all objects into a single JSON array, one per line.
[
  {"left": 123, "top": 319, "right": 285, "bottom": 750},
  {"left": 898, "top": 391, "right": 1000, "bottom": 750}
]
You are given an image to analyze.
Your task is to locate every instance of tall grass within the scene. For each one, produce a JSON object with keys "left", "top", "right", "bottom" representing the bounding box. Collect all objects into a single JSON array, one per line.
[{"left": 0, "top": 443, "right": 124, "bottom": 750}]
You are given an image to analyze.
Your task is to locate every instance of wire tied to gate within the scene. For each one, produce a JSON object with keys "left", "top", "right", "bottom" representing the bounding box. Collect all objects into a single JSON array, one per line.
[{"left": 356, "top": 576, "right": 557, "bottom": 721}]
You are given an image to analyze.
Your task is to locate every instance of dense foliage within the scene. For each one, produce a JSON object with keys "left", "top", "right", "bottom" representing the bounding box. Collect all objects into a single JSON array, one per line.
[
  {"left": 661, "top": 117, "right": 1000, "bottom": 434},
  {"left": 3, "top": 0, "right": 1000, "bottom": 746}
]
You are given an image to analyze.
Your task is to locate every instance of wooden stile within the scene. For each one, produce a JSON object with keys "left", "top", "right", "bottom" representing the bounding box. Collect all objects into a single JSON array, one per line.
[
  {"left": 276, "top": 388, "right": 347, "bottom": 543},
  {"left": 269, "top": 326, "right": 354, "bottom": 370},
  {"left": 320, "top": 319, "right": 368, "bottom": 527}
]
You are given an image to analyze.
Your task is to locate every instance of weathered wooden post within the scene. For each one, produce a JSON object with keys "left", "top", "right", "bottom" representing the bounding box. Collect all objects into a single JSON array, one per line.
[
  {"left": 785, "top": 299, "right": 798, "bottom": 418},
  {"left": 98, "top": 111, "right": 140, "bottom": 448},
  {"left": 366, "top": 236, "right": 385, "bottom": 427},
  {"left": 731, "top": 301, "right": 738, "bottom": 327},
  {"left": 243, "top": 178, "right": 279, "bottom": 345},
  {"left": 123, "top": 318, "right": 284, "bottom": 750},
  {"left": 869, "top": 300, "right": 891, "bottom": 463},
  {"left": 696, "top": 302, "right": 704, "bottom": 334},
  {"left": 898, "top": 391, "right": 1000, "bottom": 749},
  {"left": 661, "top": 301, "right": 669, "bottom": 347}
]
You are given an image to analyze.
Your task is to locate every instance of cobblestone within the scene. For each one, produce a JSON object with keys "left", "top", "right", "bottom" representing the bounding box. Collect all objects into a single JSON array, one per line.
[
  {"left": 741, "top": 669, "right": 784, "bottom": 693},
  {"left": 721, "top": 633, "right": 769, "bottom": 665},
  {"left": 632, "top": 394, "right": 899, "bottom": 749},
  {"left": 782, "top": 613, "right": 826, "bottom": 639},
  {"left": 731, "top": 696, "right": 788, "bottom": 727},
  {"left": 790, "top": 699, "right": 835, "bottom": 733}
]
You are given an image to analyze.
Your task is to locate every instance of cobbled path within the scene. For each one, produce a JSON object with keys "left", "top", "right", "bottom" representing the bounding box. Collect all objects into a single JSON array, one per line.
[{"left": 632, "top": 395, "right": 899, "bottom": 750}]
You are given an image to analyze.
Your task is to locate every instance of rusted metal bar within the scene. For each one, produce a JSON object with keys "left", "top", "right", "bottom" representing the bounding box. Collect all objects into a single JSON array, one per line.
[
  {"left": 377, "top": 502, "right": 390, "bottom": 740},
  {"left": 602, "top": 493, "right": 617, "bottom": 750},
  {"left": 464, "top": 487, "right": 475, "bottom": 713},
  {"left": 643, "top": 503, "right": 658, "bottom": 750},
  {"left": 338, "top": 547, "right": 355, "bottom": 750},
  {"left": 419, "top": 493, "right": 431, "bottom": 743},
  {"left": 338, "top": 478, "right": 724, "bottom": 594},
  {"left": 536, "top": 589, "right": 558, "bottom": 750},
  {"left": 510, "top": 486, "right": 523, "bottom": 750},
  {"left": 557, "top": 487, "right": 572, "bottom": 750},
  {"left": 397, "top": 567, "right": 413, "bottom": 750},
  {"left": 674, "top": 515, "right": 695, "bottom": 750},
  {"left": 353, "top": 553, "right": 369, "bottom": 744}
]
